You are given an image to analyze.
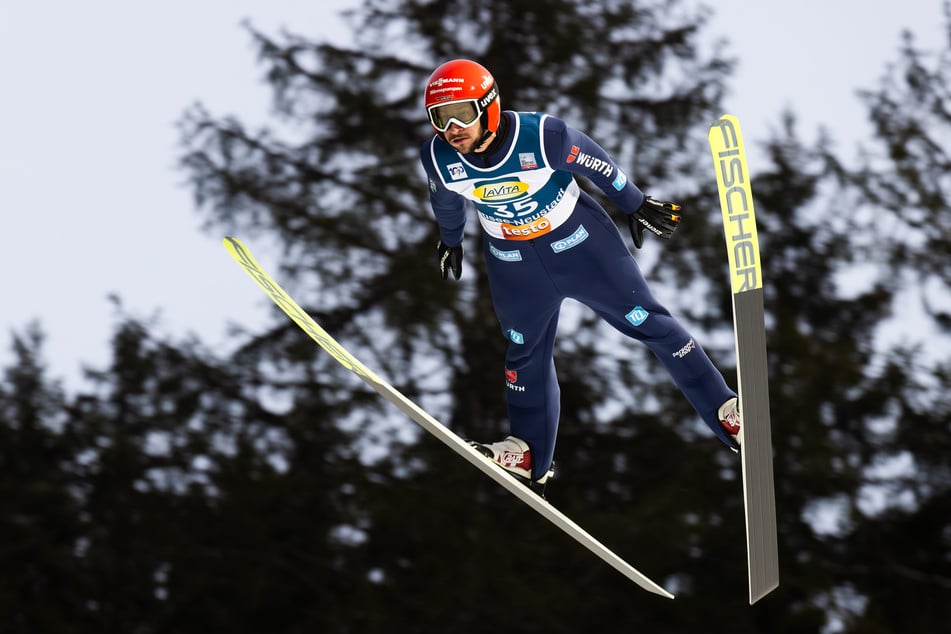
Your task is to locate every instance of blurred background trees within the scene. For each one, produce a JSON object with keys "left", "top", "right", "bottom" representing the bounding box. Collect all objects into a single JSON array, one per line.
[{"left": 1, "top": 1, "right": 948, "bottom": 631}]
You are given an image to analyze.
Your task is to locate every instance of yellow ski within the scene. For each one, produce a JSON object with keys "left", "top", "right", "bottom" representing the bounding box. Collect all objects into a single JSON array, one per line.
[
  {"left": 708, "top": 115, "right": 780, "bottom": 604},
  {"left": 223, "top": 236, "right": 674, "bottom": 599}
]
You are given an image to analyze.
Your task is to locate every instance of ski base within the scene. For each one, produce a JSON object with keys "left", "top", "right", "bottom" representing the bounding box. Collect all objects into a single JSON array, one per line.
[{"left": 736, "top": 288, "right": 779, "bottom": 603}]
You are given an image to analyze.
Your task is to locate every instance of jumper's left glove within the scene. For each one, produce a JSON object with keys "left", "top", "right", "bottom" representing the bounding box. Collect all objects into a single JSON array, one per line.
[
  {"left": 628, "top": 196, "right": 682, "bottom": 249},
  {"left": 437, "top": 240, "right": 463, "bottom": 280}
]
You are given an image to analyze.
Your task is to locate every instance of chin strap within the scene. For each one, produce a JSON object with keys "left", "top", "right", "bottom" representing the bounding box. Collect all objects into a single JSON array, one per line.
[
  {"left": 472, "top": 112, "right": 508, "bottom": 155},
  {"left": 473, "top": 131, "right": 497, "bottom": 154}
]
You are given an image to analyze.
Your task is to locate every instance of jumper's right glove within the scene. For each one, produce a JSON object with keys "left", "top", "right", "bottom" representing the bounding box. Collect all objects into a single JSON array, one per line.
[
  {"left": 437, "top": 240, "right": 463, "bottom": 280},
  {"left": 628, "top": 196, "right": 682, "bottom": 249}
]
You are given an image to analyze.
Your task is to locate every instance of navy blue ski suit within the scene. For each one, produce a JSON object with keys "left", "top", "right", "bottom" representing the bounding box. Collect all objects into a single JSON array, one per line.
[{"left": 421, "top": 111, "right": 737, "bottom": 480}]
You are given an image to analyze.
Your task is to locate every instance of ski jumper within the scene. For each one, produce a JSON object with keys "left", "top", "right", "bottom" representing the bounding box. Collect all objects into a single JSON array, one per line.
[{"left": 421, "top": 111, "right": 737, "bottom": 480}]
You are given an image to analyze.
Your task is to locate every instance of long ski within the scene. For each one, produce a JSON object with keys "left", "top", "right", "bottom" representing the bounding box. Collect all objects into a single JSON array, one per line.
[
  {"left": 708, "top": 115, "right": 780, "bottom": 604},
  {"left": 223, "top": 236, "right": 674, "bottom": 599}
]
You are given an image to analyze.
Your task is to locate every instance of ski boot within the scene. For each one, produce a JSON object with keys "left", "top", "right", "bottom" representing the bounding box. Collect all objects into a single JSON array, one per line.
[
  {"left": 469, "top": 435, "right": 554, "bottom": 497},
  {"left": 719, "top": 397, "right": 743, "bottom": 451}
]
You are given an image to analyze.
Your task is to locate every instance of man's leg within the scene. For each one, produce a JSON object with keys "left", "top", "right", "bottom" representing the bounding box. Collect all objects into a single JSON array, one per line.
[
  {"left": 483, "top": 238, "right": 564, "bottom": 480},
  {"left": 547, "top": 210, "right": 738, "bottom": 447}
]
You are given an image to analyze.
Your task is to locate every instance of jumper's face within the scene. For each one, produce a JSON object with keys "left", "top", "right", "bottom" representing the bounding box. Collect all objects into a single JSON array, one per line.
[{"left": 428, "top": 98, "right": 486, "bottom": 153}]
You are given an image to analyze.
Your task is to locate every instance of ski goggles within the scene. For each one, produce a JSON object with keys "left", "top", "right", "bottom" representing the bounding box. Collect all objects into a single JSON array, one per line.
[
  {"left": 427, "top": 99, "right": 483, "bottom": 132},
  {"left": 427, "top": 84, "right": 498, "bottom": 132}
]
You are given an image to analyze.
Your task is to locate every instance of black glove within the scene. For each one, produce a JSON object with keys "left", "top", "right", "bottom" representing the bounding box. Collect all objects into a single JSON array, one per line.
[
  {"left": 437, "top": 240, "right": 463, "bottom": 280},
  {"left": 628, "top": 196, "right": 682, "bottom": 249}
]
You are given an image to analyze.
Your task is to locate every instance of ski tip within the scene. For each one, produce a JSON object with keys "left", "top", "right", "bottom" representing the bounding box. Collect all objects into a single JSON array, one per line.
[{"left": 223, "top": 236, "right": 248, "bottom": 255}]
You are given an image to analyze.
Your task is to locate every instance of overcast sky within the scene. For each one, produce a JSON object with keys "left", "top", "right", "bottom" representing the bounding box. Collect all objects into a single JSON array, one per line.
[{"left": 1, "top": 1, "right": 946, "bottom": 391}]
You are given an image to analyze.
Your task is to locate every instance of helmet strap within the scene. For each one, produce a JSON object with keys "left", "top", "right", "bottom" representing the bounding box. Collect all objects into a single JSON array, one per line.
[
  {"left": 473, "top": 130, "right": 497, "bottom": 154},
  {"left": 472, "top": 110, "right": 508, "bottom": 155}
]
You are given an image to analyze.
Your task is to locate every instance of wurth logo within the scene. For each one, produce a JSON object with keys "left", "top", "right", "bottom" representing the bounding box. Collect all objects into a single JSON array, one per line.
[
  {"left": 566, "top": 145, "right": 580, "bottom": 163},
  {"left": 574, "top": 152, "right": 614, "bottom": 178},
  {"left": 505, "top": 367, "right": 525, "bottom": 392}
]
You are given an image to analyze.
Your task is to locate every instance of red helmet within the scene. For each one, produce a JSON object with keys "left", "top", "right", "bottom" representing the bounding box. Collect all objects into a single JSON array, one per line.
[{"left": 424, "top": 59, "right": 501, "bottom": 137}]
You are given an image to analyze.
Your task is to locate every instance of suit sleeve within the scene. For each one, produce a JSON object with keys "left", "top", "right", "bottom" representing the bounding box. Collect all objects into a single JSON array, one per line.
[
  {"left": 419, "top": 139, "right": 467, "bottom": 247},
  {"left": 542, "top": 115, "right": 644, "bottom": 213}
]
